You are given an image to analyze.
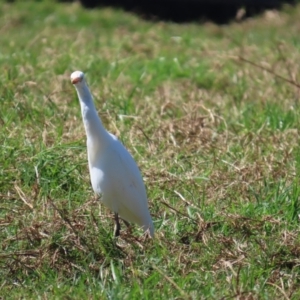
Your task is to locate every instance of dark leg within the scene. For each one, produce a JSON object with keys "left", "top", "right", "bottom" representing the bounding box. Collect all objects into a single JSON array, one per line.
[
  {"left": 122, "top": 219, "right": 130, "bottom": 228},
  {"left": 114, "top": 213, "right": 121, "bottom": 237}
]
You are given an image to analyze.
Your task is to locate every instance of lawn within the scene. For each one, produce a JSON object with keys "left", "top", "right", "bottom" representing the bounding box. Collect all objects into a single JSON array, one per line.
[{"left": 0, "top": 0, "right": 300, "bottom": 299}]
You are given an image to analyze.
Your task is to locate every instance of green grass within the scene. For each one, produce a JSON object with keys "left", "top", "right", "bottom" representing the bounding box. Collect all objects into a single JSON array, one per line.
[{"left": 1, "top": 0, "right": 300, "bottom": 298}]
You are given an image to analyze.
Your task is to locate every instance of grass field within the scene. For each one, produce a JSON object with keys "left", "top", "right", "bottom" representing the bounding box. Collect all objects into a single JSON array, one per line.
[{"left": 1, "top": 0, "right": 300, "bottom": 298}]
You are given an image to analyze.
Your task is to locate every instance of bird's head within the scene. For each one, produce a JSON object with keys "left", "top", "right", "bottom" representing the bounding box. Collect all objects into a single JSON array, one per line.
[{"left": 71, "top": 71, "right": 85, "bottom": 85}]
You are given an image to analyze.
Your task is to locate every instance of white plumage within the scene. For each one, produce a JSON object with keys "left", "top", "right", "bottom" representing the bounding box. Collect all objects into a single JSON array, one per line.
[{"left": 71, "top": 71, "right": 154, "bottom": 237}]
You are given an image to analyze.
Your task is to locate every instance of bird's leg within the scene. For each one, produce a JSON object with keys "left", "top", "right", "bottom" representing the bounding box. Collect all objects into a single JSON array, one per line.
[
  {"left": 121, "top": 219, "right": 132, "bottom": 235},
  {"left": 114, "top": 213, "right": 121, "bottom": 237},
  {"left": 122, "top": 219, "right": 130, "bottom": 228}
]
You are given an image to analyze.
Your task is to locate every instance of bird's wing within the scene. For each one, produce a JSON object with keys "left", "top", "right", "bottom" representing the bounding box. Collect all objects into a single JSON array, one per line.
[{"left": 103, "top": 139, "right": 151, "bottom": 225}]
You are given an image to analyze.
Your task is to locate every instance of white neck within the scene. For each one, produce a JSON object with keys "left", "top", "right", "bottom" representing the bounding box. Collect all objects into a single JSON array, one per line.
[{"left": 75, "top": 83, "right": 110, "bottom": 145}]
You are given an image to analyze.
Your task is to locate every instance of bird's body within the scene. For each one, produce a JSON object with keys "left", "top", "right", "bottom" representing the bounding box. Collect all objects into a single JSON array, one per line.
[{"left": 71, "top": 71, "right": 154, "bottom": 237}]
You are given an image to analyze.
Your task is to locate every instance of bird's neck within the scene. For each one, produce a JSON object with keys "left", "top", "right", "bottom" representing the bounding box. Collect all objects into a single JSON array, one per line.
[{"left": 76, "top": 85, "right": 110, "bottom": 144}]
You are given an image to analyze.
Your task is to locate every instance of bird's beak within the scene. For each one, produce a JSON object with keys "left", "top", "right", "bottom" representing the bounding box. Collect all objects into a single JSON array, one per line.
[{"left": 71, "top": 77, "right": 81, "bottom": 84}]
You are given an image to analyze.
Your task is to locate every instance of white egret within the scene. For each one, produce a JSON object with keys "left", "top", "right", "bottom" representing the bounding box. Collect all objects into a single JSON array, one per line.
[{"left": 70, "top": 71, "right": 154, "bottom": 237}]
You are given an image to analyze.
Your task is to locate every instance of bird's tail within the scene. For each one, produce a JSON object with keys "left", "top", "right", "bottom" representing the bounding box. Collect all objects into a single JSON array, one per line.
[{"left": 143, "top": 219, "right": 154, "bottom": 238}]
